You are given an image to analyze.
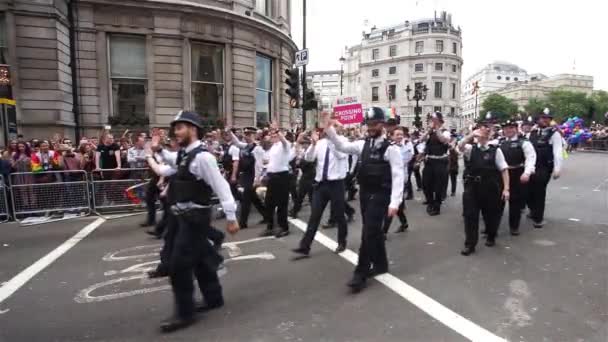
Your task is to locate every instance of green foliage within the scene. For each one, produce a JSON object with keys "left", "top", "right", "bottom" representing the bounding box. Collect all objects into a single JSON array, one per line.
[
  {"left": 589, "top": 90, "right": 608, "bottom": 124},
  {"left": 481, "top": 94, "right": 518, "bottom": 121},
  {"left": 524, "top": 98, "right": 547, "bottom": 117},
  {"left": 544, "top": 89, "right": 592, "bottom": 122}
]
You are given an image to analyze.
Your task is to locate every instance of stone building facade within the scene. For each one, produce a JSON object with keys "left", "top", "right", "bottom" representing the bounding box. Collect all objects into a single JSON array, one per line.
[{"left": 0, "top": 0, "right": 297, "bottom": 140}]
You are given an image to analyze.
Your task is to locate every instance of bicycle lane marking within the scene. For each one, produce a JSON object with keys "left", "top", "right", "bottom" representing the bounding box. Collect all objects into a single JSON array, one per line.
[
  {"left": 288, "top": 218, "right": 507, "bottom": 342},
  {"left": 0, "top": 218, "right": 106, "bottom": 312}
]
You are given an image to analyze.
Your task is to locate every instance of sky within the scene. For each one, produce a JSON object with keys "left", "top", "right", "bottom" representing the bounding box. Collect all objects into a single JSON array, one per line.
[{"left": 290, "top": 0, "right": 607, "bottom": 91}]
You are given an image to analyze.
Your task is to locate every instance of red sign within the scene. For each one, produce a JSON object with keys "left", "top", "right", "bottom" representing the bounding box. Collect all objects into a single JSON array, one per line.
[{"left": 334, "top": 103, "right": 363, "bottom": 125}]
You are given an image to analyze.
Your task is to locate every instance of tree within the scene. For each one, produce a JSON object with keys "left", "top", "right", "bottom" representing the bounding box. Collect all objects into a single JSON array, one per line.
[
  {"left": 545, "top": 89, "right": 592, "bottom": 123},
  {"left": 589, "top": 90, "right": 608, "bottom": 124},
  {"left": 481, "top": 94, "right": 518, "bottom": 121},
  {"left": 524, "top": 98, "right": 548, "bottom": 117}
]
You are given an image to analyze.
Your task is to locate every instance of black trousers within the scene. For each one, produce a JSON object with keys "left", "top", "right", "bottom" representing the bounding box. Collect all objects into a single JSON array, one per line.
[
  {"left": 169, "top": 209, "right": 223, "bottom": 319},
  {"left": 299, "top": 180, "right": 348, "bottom": 251},
  {"left": 157, "top": 209, "right": 177, "bottom": 276},
  {"left": 383, "top": 183, "right": 408, "bottom": 233},
  {"left": 265, "top": 172, "right": 290, "bottom": 231},
  {"left": 501, "top": 168, "right": 527, "bottom": 231},
  {"left": 291, "top": 175, "right": 314, "bottom": 215},
  {"left": 423, "top": 159, "right": 448, "bottom": 208},
  {"left": 345, "top": 172, "right": 358, "bottom": 200},
  {"left": 449, "top": 171, "right": 458, "bottom": 195},
  {"left": 355, "top": 187, "right": 390, "bottom": 277},
  {"left": 289, "top": 172, "right": 298, "bottom": 204},
  {"left": 239, "top": 173, "right": 266, "bottom": 226},
  {"left": 145, "top": 178, "right": 160, "bottom": 225},
  {"left": 528, "top": 166, "right": 552, "bottom": 224},
  {"left": 463, "top": 179, "right": 503, "bottom": 248},
  {"left": 154, "top": 197, "right": 170, "bottom": 236},
  {"left": 413, "top": 166, "right": 423, "bottom": 190}
]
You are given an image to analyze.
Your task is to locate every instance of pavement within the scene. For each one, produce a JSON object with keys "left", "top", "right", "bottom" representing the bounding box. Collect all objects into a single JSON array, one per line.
[{"left": 0, "top": 152, "right": 606, "bottom": 342}]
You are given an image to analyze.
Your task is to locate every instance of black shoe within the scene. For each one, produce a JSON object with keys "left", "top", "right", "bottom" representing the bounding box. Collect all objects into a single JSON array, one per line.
[
  {"left": 160, "top": 316, "right": 196, "bottom": 333},
  {"left": 450, "top": 192, "right": 455, "bottom": 197},
  {"left": 239, "top": 223, "right": 248, "bottom": 229},
  {"left": 259, "top": 229, "right": 274, "bottom": 237},
  {"left": 140, "top": 222, "right": 154, "bottom": 228},
  {"left": 423, "top": 201, "right": 429, "bottom": 205},
  {"left": 485, "top": 239, "right": 496, "bottom": 247},
  {"left": 196, "top": 300, "right": 224, "bottom": 313},
  {"left": 533, "top": 221, "right": 545, "bottom": 229},
  {"left": 147, "top": 269, "right": 168, "bottom": 279},
  {"left": 346, "top": 212, "right": 355, "bottom": 223},
  {"left": 395, "top": 224, "right": 408, "bottom": 233},
  {"left": 275, "top": 229, "right": 289, "bottom": 238},
  {"left": 460, "top": 247, "right": 475, "bottom": 256},
  {"left": 368, "top": 267, "right": 388, "bottom": 277},
  {"left": 334, "top": 244, "right": 346, "bottom": 253},
  {"left": 347, "top": 274, "right": 367, "bottom": 292},
  {"left": 510, "top": 229, "right": 520, "bottom": 236},
  {"left": 428, "top": 209, "right": 440, "bottom": 216},
  {"left": 292, "top": 247, "right": 310, "bottom": 257},
  {"left": 146, "top": 229, "right": 162, "bottom": 239},
  {"left": 322, "top": 222, "right": 336, "bottom": 229}
]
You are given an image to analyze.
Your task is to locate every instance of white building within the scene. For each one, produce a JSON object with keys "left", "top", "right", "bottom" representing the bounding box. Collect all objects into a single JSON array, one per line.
[
  {"left": 306, "top": 70, "right": 342, "bottom": 110},
  {"left": 461, "top": 61, "right": 529, "bottom": 122},
  {"left": 343, "top": 11, "right": 463, "bottom": 129}
]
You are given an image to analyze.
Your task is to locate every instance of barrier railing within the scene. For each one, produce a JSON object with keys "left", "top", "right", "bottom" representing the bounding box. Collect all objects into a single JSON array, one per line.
[
  {"left": 91, "top": 168, "right": 152, "bottom": 213},
  {"left": 0, "top": 175, "right": 9, "bottom": 222},
  {"left": 9, "top": 170, "right": 90, "bottom": 221},
  {"left": 578, "top": 138, "right": 608, "bottom": 151}
]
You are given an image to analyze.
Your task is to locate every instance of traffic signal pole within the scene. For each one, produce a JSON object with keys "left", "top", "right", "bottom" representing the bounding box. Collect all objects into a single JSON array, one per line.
[{"left": 301, "top": 0, "right": 307, "bottom": 128}]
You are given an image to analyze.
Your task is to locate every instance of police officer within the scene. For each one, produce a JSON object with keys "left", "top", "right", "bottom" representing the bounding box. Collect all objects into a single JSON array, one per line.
[
  {"left": 499, "top": 120, "right": 536, "bottom": 235},
  {"left": 220, "top": 131, "right": 240, "bottom": 198},
  {"left": 528, "top": 108, "right": 563, "bottom": 228},
  {"left": 382, "top": 126, "right": 411, "bottom": 234},
  {"left": 230, "top": 127, "right": 266, "bottom": 228},
  {"left": 420, "top": 112, "right": 451, "bottom": 216},
  {"left": 323, "top": 108, "right": 404, "bottom": 292},
  {"left": 292, "top": 129, "right": 350, "bottom": 257},
  {"left": 145, "top": 111, "right": 239, "bottom": 332},
  {"left": 458, "top": 115, "right": 510, "bottom": 256}
]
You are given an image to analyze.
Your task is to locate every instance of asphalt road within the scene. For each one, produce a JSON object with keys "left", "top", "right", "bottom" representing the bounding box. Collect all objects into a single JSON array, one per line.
[{"left": 0, "top": 152, "right": 606, "bottom": 342}]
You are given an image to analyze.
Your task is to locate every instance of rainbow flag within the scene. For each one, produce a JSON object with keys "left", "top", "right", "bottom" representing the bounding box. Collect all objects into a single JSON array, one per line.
[
  {"left": 31, "top": 152, "right": 60, "bottom": 173},
  {"left": 125, "top": 182, "right": 148, "bottom": 204}
]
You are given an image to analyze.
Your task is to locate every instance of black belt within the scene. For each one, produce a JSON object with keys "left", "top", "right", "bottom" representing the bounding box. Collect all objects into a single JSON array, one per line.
[
  {"left": 464, "top": 175, "right": 497, "bottom": 183},
  {"left": 267, "top": 171, "right": 289, "bottom": 177}
]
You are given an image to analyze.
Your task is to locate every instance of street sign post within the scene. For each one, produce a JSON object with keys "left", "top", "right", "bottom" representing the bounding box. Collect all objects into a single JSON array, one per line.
[{"left": 295, "top": 48, "right": 309, "bottom": 67}]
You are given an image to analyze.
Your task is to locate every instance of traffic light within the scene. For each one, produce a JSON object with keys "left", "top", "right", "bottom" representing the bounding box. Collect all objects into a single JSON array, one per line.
[
  {"left": 302, "top": 89, "right": 318, "bottom": 111},
  {"left": 284, "top": 68, "right": 300, "bottom": 108}
]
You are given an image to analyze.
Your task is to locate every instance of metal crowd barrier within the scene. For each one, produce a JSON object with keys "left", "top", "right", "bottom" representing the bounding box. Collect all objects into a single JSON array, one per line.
[
  {"left": 9, "top": 170, "right": 90, "bottom": 222},
  {"left": 91, "top": 168, "right": 152, "bottom": 214},
  {"left": 0, "top": 175, "right": 9, "bottom": 222}
]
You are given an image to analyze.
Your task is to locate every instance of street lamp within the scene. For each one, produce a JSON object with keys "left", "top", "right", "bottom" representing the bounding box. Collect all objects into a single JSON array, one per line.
[
  {"left": 405, "top": 83, "right": 428, "bottom": 129},
  {"left": 339, "top": 56, "right": 345, "bottom": 96}
]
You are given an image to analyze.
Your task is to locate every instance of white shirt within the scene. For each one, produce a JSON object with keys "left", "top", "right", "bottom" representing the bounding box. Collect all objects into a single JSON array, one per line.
[
  {"left": 326, "top": 126, "right": 404, "bottom": 210},
  {"left": 501, "top": 136, "right": 537, "bottom": 176},
  {"left": 395, "top": 141, "right": 414, "bottom": 176},
  {"left": 127, "top": 146, "right": 147, "bottom": 168},
  {"left": 304, "top": 138, "right": 348, "bottom": 182},
  {"left": 536, "top": 128, "right": 564, "bottom": 174},
  {"left": 266, "top": 140, "right": 291, "bottom": 173},
  {"left": 157, "top": 140, "right": 237, "bottom": 221},
  {"left": 462, "top": 143, "right": 509, "bottom": 171},
  {"left": 227, "top": 145, "right": 240, "bottom": 161}
]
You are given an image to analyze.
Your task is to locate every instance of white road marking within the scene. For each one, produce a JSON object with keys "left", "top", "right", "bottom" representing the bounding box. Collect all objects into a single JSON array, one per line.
[
  {"left": 592, "top": 178, "right": 608, "bottom": 192},
  {"left": 560, "top": 187, "right": 570, "bottom": 190},
  {"left": 288, "top": 218, "right": 506, "bottom": 342},
  {"left": 568, "top": 218, "right": 581, "bottom": 222},
  {"left": 0, "top": 218, "right": 106, "bottom": 305},
  {"left": 102, "top": 244, "right": 161, "bottom": 261},
  {"left": 0, "top": 308, "right": 10, "bottom": 314}
]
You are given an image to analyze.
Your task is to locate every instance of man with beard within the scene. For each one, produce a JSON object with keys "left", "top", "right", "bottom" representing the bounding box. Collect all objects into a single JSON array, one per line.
[
  {"left": 144, "top": 111, "right": 239, "bottom": 332},
  {"left": 323, "top": 107, "right": 404, "bottom": 292}
]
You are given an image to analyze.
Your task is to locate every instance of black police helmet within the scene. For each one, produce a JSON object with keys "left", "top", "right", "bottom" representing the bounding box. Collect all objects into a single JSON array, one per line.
[
  {"left": 171, "top": 110, "right": 203, "bottom": 129},
  {"left": 364, "top": 107, "right": 386, "bottom": 124}
]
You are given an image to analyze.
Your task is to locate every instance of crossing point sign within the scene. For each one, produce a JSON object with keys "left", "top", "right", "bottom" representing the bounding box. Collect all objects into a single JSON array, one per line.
[{"left": 295, "top": 49, "right": 309, "bottom": 67}]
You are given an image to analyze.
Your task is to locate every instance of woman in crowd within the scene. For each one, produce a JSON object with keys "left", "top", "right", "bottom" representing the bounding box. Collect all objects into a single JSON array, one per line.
[{"left": 11, "top": 142, "right": 35, "bottom": 209}]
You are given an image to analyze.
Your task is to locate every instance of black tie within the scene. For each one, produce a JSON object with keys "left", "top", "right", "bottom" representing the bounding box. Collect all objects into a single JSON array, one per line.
[{"left": 176, "top": 149, "right": 187, "bottom": 165}]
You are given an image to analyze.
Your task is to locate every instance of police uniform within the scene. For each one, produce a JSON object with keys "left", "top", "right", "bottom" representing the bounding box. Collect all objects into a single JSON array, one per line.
[
  {"left": 290, "top": 138, "right": 316, "bottom": 218},
  {"left": 422, "top": 113, "right": 451, "bottom": 216},
  {"left": 230, "top": 128, "right": 267, "bottom": 228},
  {"left": 154, "top": 111, "right": 237, "bottom": 332},
  {"left": 528, "top": 110, "right": 563, "bottom": 228},
  {"left": 383, "top": 138, "right": 412, "bottom": 234},
  {"left": 460, "top": 135, "right": 509, "bottom": 255},
  {"left": 220, "top": 142, "right": 240, "bottom": 199},
  {"left": 499, "top": 120, "right": 537, "bottom": 235},
  {"left": 292, "top": 137, "right": 350, "bottom": 257},
  {"left": 326, "top": 107, "right": 404, "bottom": 291}
]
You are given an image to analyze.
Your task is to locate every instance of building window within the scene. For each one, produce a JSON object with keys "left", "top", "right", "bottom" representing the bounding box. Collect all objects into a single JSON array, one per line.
[
  {"left": 372, "top": 87, "right": 379, "bottom": 102},
  {"left": 451, "top": 107, "right": 455, "bottom": 116},
  {"left": 255, "top": 54, "right": 272, "bottom": 127},
  {"left": 452, "top": 64, "right": 457, "bottom": 73},
  {"left": 191, "top": 43, "right": 224, "bottom": 123},
  {"left": 506, "top": 76, "right": 511, "bottom": 81},
  {"left": 452, "top": 42, "right": 457, "bottom": 54},
  {"left": 389, "top": 45, "right": 397, "bottom": 57},
  {"left": 436, "top": 40, "right": 444, "bottom": 52},
  {"left": 497, "top": 76, "right": 502, "bottom": 80},
  {"left": 514, "top": 77, "right": 519, "bottom": 81},
  {"left": 434, "top": 82, "right": 442, "bottom": 98},
  {"left": 415, "top": 82, "right": 423, "bottom": 90},
  {"left": 372, "top": 69, "right": 379, "bottom": 77},
  {"left": 414, "top": 63, "right": 423, "bottom": 72},
  {"left": 435, "top": 63, "right": 443, "bottom": 71},
  {"left": 451, "top": 83, "right": 456, "bottom": 99},
  {"left": 255, "top": 0, "right": 271, "bottom": 16},
  {"left": 388, "top": 84, "right": 396, "bottom": 100},
  {"left": 0, "top": 14, "right": 7, "bottom": 62},
  {"left": 109, "top": 35, "right": 147, "bottom": 120},
  {"left": 389, "top": 66, "right": 397, "bottom": 75},
  {"left": 415, "top": 41, "right": 423, "bottom": 53},
  {"left": 434, "top": 106, "right": 442, "bottom": 113},
  {"left": 372, "top": 48, "right": 379, "bottom": 60}
]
